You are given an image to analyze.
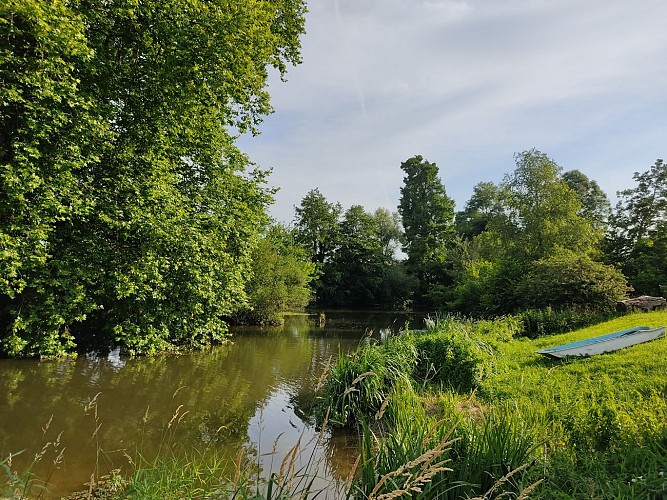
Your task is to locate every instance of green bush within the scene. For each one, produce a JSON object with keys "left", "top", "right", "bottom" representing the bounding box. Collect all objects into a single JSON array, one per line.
[
  {"left": 412, "top": 332, "right": 488, "bottom": 391},
  {"left": 231, "top": 225, "right": 315, "bottom": 326},
  {"left": 518, "top": 307, "right": 623, "bottom": 338},
  {"left": 516, "top": 249, "right": 630, "bottom": 312},
  {"left": 411, "top": 315, "right": 519, "bottom": 390},
  {"left": 315, "top": 335, "right": 418, "bottom": 427},
  {"left": 316, "top": 316, "right": 518, "bottom": 427}
]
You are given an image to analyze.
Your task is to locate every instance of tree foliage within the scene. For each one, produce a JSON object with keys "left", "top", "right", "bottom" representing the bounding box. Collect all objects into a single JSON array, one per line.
[
  {"left": 515, "top": 249, "right": 630, "bottom": 311},
  {"left": 309, "top": 202, "right": 412, "bottom": 309},
  {"left": 562, "top": 169, "right": 611, "bottom": 232},
  {"left": 0, "top": 0, "right": 306, "bottom": 356},
  {"left": 293, "top": 188, "right": 342, "bottom": 265},
  {"left": 607, "top": 159, "right": 667, "bottom": 296},
  {"left": 319, "top": 205, "right": 384, "bottom": 307},
  {"left": 455, "top": 182, "right": 503, "bottom": 240},
  {"left": 495, "top": 150, "right": 599, "bottom": 262},
  {"left": 398, "top": 155, "right": 455, "bottom": 307},
  {"left": 451, "top": 150, "right": 621, "bottom": 314},
  {"left": 231, "top": 224, "right": 315, "bottom": 325},
  {"left": 373, "top": 208, "right": 403, "bottom": 261}
]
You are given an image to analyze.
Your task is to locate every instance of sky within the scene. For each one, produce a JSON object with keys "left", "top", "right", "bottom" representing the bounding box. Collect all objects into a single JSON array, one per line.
[{"left": 237, "top": 0, "right": 667, "bottom": 224}]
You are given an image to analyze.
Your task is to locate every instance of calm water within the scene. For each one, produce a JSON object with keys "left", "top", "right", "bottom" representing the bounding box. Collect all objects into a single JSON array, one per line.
[{"left": 0, "top": 311, "right": 423, "bottom": 498}]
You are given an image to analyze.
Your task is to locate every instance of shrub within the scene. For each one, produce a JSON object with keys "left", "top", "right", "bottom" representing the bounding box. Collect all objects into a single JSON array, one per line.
[
  {"left": 411, "top": 315, "right": 518, "bottom": 390},
  {"left": 411, "top": 332, "right": 488, "bottom": 392},
  {"left": 518, "top": 307, "right": 623, "bottom": 338},
  {"left": 315, "top": 335, "right": 418, "bottom": 427},
  {"left": 515, "top": 249, "right": 630, "bottom": 312},
  {"left": 231, "top": 225, "right": 315, "bottom": 326}
]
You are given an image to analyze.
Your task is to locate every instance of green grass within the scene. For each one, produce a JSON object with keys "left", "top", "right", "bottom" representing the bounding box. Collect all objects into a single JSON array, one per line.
[
  {"left": 483, "top": 313, "right": 667, "bottom": 406},
  {"left": 476, "top": 311, "right": 667, "bottom": 497},
  {"left": 485, "top": 311, "right": 667, "bottom": 400},
  {"left": 316, "top": 311, "right": 667, "bottom": 498}
]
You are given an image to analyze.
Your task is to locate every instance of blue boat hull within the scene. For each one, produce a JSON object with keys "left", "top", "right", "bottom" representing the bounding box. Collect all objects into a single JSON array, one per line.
[{"left": 536, "top": 326, "right": 666, "bottom": 359}]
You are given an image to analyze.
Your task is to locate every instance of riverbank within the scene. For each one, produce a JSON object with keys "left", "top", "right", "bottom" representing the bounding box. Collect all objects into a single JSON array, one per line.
[
  {"left": 2, "top": 312, "right": 666, "bottom": 498},
  {"left": 316, "top": 311, "right": 667, "bottom": 498}
]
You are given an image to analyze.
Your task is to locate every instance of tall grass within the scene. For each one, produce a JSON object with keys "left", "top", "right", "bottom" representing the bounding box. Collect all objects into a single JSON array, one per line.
[
  {"left": 1, "top": 450, "right": 37, "bottom": 499},
  {"left": 351, "top": 393, "right": 540, "bottom": 499},
  {"left": 1, "top": 411, "right": 69, "bottom": 499},
  {"left": 315, "top": 334, "right": 418, "bottom": 427},
  {"left": 315, "top": 311, "right": 667, "bottom": 498}
]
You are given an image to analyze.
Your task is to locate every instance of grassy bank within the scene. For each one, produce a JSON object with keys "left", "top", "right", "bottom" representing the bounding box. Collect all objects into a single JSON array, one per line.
[{"left": 316, "top": 311, "right": 667, "bottom": 498}]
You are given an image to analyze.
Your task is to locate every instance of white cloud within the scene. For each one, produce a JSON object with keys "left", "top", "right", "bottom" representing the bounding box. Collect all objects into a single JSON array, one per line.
[{"left": 238, "top": 0, "right": 667, "bottom": 221}]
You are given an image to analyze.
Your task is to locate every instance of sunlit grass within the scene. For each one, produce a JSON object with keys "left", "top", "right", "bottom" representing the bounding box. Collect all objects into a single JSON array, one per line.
[
  {"left": 482, "top": 310, "right": 667, "bottom": 400},
  {"left": 316, "top": 311, "right": 667, "bottom": 498}
]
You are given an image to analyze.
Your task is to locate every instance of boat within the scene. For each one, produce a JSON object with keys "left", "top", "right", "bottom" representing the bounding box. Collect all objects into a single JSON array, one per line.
[{"left": 536, "top": 326, "right": 666, "bottom": 359}]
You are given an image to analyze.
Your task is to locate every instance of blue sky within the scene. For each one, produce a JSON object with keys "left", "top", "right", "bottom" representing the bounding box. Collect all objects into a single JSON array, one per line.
[{"left": 237, "top": 0, "right": 667, "bottom": 223}]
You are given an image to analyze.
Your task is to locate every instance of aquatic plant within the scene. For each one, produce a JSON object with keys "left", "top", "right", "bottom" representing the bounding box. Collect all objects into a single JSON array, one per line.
[{"left": 315, "top": 335, "right": 418, "bottom": 427}]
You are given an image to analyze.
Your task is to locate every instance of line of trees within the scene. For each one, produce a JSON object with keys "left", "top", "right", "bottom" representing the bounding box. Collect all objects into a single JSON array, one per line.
[{"left": 291, "top": 150, "right": 665, "bottom": 314}]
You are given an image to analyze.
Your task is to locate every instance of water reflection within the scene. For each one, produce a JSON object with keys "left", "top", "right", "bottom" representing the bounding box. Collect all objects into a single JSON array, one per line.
[{"left": 0, "top": 311, "right": 420, "bottom": 498}]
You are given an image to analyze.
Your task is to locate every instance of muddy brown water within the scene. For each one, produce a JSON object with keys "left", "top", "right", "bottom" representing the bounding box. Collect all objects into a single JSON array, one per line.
[{"left": 0, "top": 312, "right": 423, "bottom": 498}]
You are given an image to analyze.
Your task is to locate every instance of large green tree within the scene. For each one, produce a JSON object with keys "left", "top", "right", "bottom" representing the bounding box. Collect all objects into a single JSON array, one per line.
[
  {"left": 496, "top": 150, "right": 600, "bottom": 262},
  {"left": 373, "top": 208, "right": 403, "bottom": 262},
  {"left": 562, "top": 169, "right": 611, "bottom": 232},
  {"left": 293, "top": 188, "right": 342, "bottom": 265},
  {"left": 606, "top": 159, "right": 667, "bottom": 296},
  {"left": 0, "top": 0, "right": 306, "bottom": 356},
  {"left": 455, "top": 181, "right": 503, "bottom": 240},
  {"left": 319, "top": 205, "right": 384, "bottom": 307},
  {"left": 398, "top": 155, "right": 455, "bottom": 307},
  {"left": 0, "top": 1, "right": 105, "bottom": 356},
  {"left": 317, "top": 205, "right": 411, "bottom": 309},
  {"left": 451, "top": 150, "right": 623, "bottom": 314}
]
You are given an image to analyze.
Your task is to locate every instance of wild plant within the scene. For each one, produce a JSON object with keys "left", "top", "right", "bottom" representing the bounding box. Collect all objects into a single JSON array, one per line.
[
  {"left": 1, "top": 450, "right": 34, "bottom": 499},
  {"left": 353, "top": 403, "right": 458, "bottom": 499},
  {"left": 411, "top": 331, "right": 489, "bottom": 392},
  {"left": 352, "top": 398, "right": 542, "bottom": 499},
  {"left": 448, "top": 403, "right": 540, "bottom": 497},
  {"left": 219, "top": 412, "right": 335, "bottom": 499},
  {"left": 517, "top": 307, "right": 623, "bottom": 338},
  {"left": 315, "top": 335, "right": 418, "bottom": 427}
]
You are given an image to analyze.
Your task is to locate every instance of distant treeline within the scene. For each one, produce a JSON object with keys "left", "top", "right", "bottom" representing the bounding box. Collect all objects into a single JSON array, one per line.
[{"left": 281, "top": 151, "right": 665, "bottom": 316}]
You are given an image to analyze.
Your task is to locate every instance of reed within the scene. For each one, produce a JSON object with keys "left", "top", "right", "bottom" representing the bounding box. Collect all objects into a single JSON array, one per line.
[
  {"left": 315, "top": 335, "right": 418, "bottom": 427},
  {"left": 352, "top": 401, "right": 541, "bottom": 499}
]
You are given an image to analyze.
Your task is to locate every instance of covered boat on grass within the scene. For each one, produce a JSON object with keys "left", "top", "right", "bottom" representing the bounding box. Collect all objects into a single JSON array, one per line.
[{"left": 536, "top": 326, "right": 666, "bottom": 359}]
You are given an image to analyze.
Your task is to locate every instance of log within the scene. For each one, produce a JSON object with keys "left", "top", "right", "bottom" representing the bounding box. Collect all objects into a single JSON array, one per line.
[{"left": 617, "top": 295, "right": 667, "bottom": 312}]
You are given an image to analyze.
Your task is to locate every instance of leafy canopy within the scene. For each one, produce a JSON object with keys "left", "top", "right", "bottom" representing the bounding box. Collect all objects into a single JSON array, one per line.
[
  {"left": 0, "top": 0, "right": 306, "bottom": 356},
  {"left": 607, "top": 159, "right": 667, "bottom": 296}
]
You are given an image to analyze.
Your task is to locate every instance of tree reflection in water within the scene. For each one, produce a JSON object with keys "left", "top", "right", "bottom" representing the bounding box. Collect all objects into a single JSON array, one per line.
[{"left": 0, "top": 311, "right": 421, "bottom": 497}]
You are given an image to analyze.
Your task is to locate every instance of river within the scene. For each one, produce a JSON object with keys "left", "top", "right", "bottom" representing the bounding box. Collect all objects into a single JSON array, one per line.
[{"left": 0, "top": 311, "right": 423, "bottom": 498}]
